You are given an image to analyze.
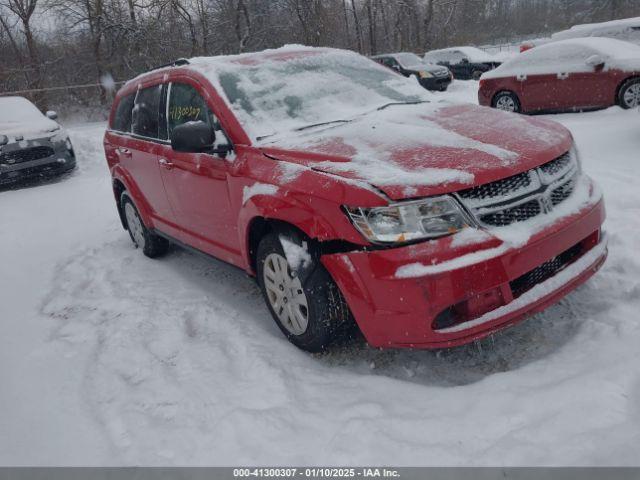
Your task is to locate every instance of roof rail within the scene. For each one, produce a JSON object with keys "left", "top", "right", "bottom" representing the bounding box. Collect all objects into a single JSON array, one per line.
[{"left": 152, "top": 58, "right": 190, "bottom": 71}]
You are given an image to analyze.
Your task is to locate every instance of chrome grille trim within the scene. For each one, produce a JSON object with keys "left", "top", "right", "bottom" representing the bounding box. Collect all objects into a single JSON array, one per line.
[{"left": 457, "top": 151, "right": 579, "bottom": 228}]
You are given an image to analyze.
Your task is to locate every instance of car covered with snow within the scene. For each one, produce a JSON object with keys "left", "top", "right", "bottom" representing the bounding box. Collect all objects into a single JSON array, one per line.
[
  {"left": 0, "top": 96, "right": 76, "bottom": 186},
  {"left": 372, "top": 52, "right": 452, "bottom": 91},
  {"left": 423, "top": 46, "right": 501, "bottom": 80},
  {"left": 479, "top": 38, "right": 640, "bottom": 113},
  {"left": 552, "top": 16, "right": 640, "bottom": 46},
  {"left": 104, "top": 46, "right": 607, "bottom": 352}
]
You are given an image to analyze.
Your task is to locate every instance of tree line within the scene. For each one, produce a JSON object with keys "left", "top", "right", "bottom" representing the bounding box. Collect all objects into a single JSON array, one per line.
[{"left": 1, "top": 0, "right": 639, "bottom": 113}]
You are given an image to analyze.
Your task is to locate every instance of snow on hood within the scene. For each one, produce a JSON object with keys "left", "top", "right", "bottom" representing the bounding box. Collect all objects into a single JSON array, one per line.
[
  {"left": 261, "top": 102, "right": 572, "bottom": 201},
  {"left": 0, "top": 96, "right": 60, "bottom": 139}
]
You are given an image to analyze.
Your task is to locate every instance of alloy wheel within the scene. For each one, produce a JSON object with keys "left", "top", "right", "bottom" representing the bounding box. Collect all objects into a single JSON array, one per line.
[
  {"left": 262, "top": 252, "right": 309, "bottom": 335},
  {"left": 124, "top": 202, "right": 146, "bottom": 250},
  {"left": 495, "top": 95, "right": 517, "bottom": 112},
  {"left": 623, "top": 83, "right": 640, "bottom": 108}
]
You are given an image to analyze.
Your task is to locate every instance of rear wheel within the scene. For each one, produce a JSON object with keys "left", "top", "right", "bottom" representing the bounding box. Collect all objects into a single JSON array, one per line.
[
  {"left": 492, "top": 91, "right": 521, "bottom": 113},
  {"left": 618, "top": 78, "right": 640, "bottom": 109},
  {"left": 121, "top": 194, "right": 169, "bottom": 258},
  {"left": 256, "top": 230, "right": 352, "bottom": 352}
]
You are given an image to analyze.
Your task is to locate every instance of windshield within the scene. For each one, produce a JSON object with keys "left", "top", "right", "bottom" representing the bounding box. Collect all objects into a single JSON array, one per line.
[
  {"left": 206, "top": 49, "right": 430, "bottom": 141},
  {"left": 394, "top": 52, "right": 424, "bottom": 68},
  {"left": 0, "top": 97, "right": 45, "bottom": 123}
]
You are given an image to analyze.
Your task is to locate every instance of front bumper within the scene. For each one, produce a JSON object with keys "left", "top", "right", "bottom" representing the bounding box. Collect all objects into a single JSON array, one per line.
[
  {"left": 322, "top": 198, "right": 606, "bottom": 349},
  {"left": 0, "top": 138, "right": 76, "bottom": 186},
  {"left": 419, "top": 75, "right": 452, "bottom": 91}
]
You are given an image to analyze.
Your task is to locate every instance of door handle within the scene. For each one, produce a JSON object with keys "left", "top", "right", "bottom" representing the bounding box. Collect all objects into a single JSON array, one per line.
[
  {"left": 557, "top": 72, "right": 569, "bottom": 80},
  {"left": 117, "top": 147, "right": 131, "bottom": 156},
  {"left": 158, "top": 158, "right": 174, "bottom": 170}
]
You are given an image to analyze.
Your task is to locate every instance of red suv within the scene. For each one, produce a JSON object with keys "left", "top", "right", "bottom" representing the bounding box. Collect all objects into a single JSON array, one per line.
[{"left": 104, "top": 47, "right": 607, "bottom": 352}]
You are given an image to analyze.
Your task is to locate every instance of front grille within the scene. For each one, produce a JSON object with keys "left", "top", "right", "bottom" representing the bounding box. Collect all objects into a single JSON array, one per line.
[
  {"left": 480, "top": 199, "right": 541, "bottom": 227},
  {"left": 540, "top": 151, "right": 571, "bottom": 177},
  {"left": 459, "top": 171, "right": 532, "bottom": 203},
  {"left": 510, "top": 243, "right": 583, "bottom": 298},
  {"left": 550, "top": 177, "right": 576, "bottom": 206},
  {"left": 0, "top": 146, "right": 54, "bottom": 165},
  {"left": 458, "top": 150, "right": 579, "bottom": 228}
]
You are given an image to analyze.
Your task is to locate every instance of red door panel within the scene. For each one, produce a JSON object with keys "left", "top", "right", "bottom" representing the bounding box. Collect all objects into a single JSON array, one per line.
[
  {"left": 520, "top": 73, "right": 570, "bottom": 112},
  {"left": 158, "top": 146, "right": 242, "bottom": 265}
]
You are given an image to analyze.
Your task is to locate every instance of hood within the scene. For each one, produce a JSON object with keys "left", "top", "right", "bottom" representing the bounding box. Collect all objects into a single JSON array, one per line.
[
  {"left": 259, "top": 102, "right": 572, "bottom": 201},
  {"left": 0, "top": 118, "right": 61, "bottom": 141}
]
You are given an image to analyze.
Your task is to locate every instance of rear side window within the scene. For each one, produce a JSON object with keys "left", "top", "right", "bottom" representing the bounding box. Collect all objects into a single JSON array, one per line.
[
  {"left": 112, "top": 94, "right": 135, "bottom": 133},
  {"left": 167, "top": 83, "right": 214, "bottom": 136},
  {"left": 132, "top": 85, "right": 162, "bottom": 138}
]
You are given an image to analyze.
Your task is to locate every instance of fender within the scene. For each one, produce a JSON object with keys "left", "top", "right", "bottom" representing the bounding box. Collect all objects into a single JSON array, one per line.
[{"left": 110, "top": 164, "right": 155, "bottom": 229}]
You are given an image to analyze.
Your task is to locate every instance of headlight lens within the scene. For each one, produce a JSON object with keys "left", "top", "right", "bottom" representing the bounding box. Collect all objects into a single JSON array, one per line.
[
  {"left": 419, "top": 71, "right": 433, "bottom": 79},
  {"left": 345, "top": 196, "right": 471, "bottom": 244}
]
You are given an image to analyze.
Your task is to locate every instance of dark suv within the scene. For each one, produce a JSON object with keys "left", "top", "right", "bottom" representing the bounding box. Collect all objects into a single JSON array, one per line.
[
  {"left": 372, "top": 52, "right": 452, "bottom": 91},
  {"left": 423, "top": 47, "right": 501, "bottom": 80}
]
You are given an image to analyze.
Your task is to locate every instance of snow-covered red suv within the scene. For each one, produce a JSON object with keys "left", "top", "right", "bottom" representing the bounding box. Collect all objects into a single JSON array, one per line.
[{"left": 104, "top": 46, "right": 607, "bottom": 352}]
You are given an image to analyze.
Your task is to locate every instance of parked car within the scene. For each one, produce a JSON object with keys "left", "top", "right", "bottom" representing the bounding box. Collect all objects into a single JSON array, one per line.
[
  {"left": 423, "top": 46, "right": 501, "bottom": 80},
  {"left": 104, "top": 46, "right": 606, "bottom": 352},
  {"left": 552, "top": 16, "right": 640, "bottom": 46},
  {"left": 0, "top": 96, "right": 75, "bottom": 186},
  {"left": 479, "top": 38, "right": 640, "bottom": 113},
  {"left": 371, "top": 52, "right": 452, "bottom": 91}
]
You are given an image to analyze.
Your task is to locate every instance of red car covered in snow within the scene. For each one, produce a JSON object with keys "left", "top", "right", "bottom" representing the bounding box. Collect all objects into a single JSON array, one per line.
[
  {"left": 104, "top": 46, "right": 606, "bottom": 352},
  {"left": 480, "top": 38, "right": 640, "bottom": 113}
]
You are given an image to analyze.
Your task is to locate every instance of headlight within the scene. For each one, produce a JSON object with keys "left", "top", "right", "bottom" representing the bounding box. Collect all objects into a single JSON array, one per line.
[
  {"left": 419, "top": 71, "right": 433, "bottom": 79},
  {"left": 65, "top": 137, "right": 73, "bottom": 151},
  {"left": 345, "top": 196, "right": 472, "bottom": 244}
]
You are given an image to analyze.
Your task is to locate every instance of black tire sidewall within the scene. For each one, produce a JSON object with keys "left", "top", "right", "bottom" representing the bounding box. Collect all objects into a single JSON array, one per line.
[{"left": 120, "top": 193, "right": 168, "bottom": 258}]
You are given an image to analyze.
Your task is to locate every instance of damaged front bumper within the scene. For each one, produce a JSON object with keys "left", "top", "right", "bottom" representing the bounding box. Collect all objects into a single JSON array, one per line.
[{"left": 322, "top": 194, "right": 607, "bottom": 349}]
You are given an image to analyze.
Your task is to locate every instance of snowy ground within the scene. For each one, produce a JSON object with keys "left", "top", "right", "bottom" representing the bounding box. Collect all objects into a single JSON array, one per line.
[{"left": 1, "top": 81, "right": 640, "bottom": 466}]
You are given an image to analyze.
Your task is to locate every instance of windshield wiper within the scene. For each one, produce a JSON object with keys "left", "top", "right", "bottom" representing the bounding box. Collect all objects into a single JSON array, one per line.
[
  {"left": 376, "top": 100, "right": 430, "bottom": 111},
  {"left": 294, "top": 119, "right": 351, "bottom": 132}
]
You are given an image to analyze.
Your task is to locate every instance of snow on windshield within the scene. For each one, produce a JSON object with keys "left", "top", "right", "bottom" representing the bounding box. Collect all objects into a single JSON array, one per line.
[
  {"left": 190, "top": 46, "right": 431, "bottom": 140},
  {"left": 0, "top": 96, "right": 45, "bottom": 123}
]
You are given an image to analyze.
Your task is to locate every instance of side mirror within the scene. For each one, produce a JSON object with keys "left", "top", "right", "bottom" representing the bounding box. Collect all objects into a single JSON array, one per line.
[
  {"left": 171, "top": 121, "right": 215, "bottom": 153},
  {"left": 46, "top": 111, "right": 58, "bottom": 120},
  {"left": 460, "top": 58, "right": 470, "bottom": 64},
  {"left": 0, "top": 135, "right": 8, "bottom": 146},
  {"left": 586, "top": 54, "right": 605, "bottom": 71}
]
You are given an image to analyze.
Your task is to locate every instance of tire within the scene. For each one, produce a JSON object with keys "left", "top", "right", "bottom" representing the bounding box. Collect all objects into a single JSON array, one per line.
[
  {"left": 121, "top": 193, "right": 170, "bottom": 258},
  {"left": 472, "top": 70, "right": 484, "bottom": 81},
  {"left": 618, "top": 77, "right": 640, "bottom": 109},
  {"left": 492, "top": 91, "right": 521, "bottom": 113},
  {"left": 256, "top": 230, "right": 352, "bottom": 352}
]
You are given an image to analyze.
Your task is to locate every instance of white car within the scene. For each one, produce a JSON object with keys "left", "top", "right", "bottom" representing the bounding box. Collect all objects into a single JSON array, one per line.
[{"left": 0, "top": 96, "right": 76, "bottom": 186}]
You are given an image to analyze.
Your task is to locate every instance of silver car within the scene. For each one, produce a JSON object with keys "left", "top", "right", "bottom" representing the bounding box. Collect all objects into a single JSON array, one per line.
[{"left": 0, "top": 96, "right": 76, "bottom": 186}]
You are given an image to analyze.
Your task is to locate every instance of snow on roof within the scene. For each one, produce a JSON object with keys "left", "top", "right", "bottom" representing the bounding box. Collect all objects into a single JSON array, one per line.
[
  {"left": 552, "top": 16, "right": 640, "bottom": 41},
  {"left": 482, "top": 37, "right": 640, "bottom": 80},
  {"left": 425, "top": 46, "right": 497, "bottom": 63}
]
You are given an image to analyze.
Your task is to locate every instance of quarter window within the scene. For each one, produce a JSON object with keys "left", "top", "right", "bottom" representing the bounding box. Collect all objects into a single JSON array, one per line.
[
  {"left": 112, "top": 94, "right": 134, "bottom": 133},
  {"left": 132, "top": 85, "right": 162, "bottom": 138}
]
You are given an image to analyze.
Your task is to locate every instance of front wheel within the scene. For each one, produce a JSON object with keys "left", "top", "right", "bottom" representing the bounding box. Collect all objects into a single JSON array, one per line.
[
  {"left": 256, "top": 231, "right": 352, "bottom": 352},
  {"left": 492, "top": 91, "right": 521, "bottom": 113},
  {"left": 618, "top": 78, "right": 640, "bottom": 109}
]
